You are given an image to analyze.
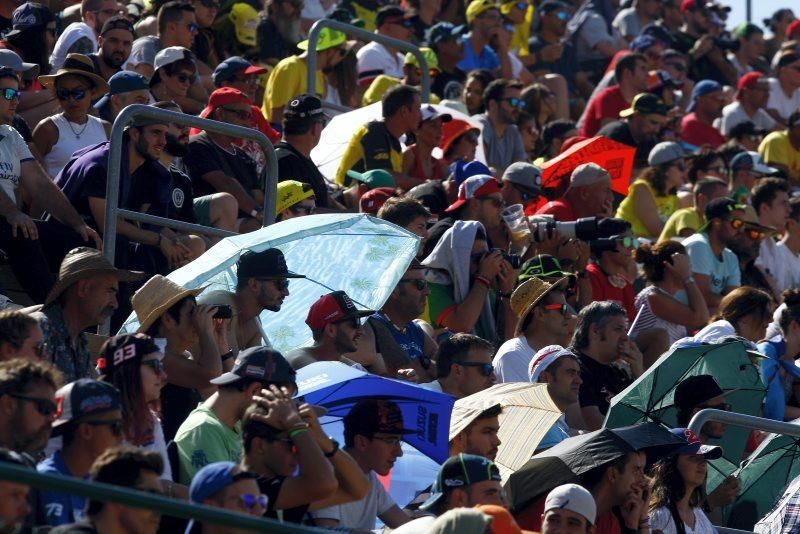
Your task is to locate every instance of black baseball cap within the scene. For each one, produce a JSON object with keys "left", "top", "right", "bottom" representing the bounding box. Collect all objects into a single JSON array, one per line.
[
  {"left": 704, "top": 197, "right": 745, "bottom": 222},
  {"left": 100, "top": 15, "right": 135, "bottom": 36},
  {"left": 674, "top": 375, "right": 724, "bottom": 414},
  {"left": 284, "top": 94, "right": 329, "bottom": 124},
  {"left": 619, "top": 93, "right": 671, "bottom": 118},
  {"left": 427, "top": 22, "right": 467, "bottom": 47},
  {"left": 420, "top": 454, "right": 502, "bottom": 510},
  {"left": 210, "top": 346, "right": 296, "bottom": 386},
  {"left": 376, "top": 5, "right": 414, "bottom": 28},
  {"left": 52, "top": 379, "right": 122, "bottom": 436},
  {"left": 236, "top": 248, "right": 305, "bottom": 280}
]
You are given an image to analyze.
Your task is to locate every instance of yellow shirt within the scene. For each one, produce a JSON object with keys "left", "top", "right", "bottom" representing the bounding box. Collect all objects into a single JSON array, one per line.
[
  {"left": 262, "top": 55, "right": 325, "bottom": 120},
  {"left": 615, "top": 179, "right": 678, "bottom": 238},
  {"left": 334, "top": 120, "right": 403, "bottom": 186},
  {"left": 510, "top": 6, "right": 534, "bottom": 56},
  {"left": 759, "top": 130, "right": 800, "bottom": 182},
  {"left": 658, "top": 207, "right": 703, "bottom": 242},
  {"left": 362, "top": 75, "right": 441, "bottom": 107}
]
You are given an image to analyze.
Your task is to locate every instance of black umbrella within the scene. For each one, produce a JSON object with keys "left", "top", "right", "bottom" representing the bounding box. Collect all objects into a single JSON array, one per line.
[{"left": 506, "top": 423, "right": 686, "bottom": 511}]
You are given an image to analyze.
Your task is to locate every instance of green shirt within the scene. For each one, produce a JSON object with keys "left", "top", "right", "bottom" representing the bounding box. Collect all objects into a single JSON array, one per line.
[{"left": 174, "top": 403, "right": 242, "bottom": 485}]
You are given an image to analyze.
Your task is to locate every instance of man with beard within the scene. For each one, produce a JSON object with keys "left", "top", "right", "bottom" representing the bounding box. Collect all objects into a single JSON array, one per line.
[
  {"left": 56, "top": 115, "right": 191, "bottom": 271},
  {"left": 530, "top": 345, "right": 583, "bottom": 451},
  {"left": 475, "top": 79, "right": 526, "bottom": 174},
  {"left": 351, "top": 260, "right": 437, "bottom": 381},
  {"left": 256, "top": 0, "right": 301, "bottom": 67},
  {"left": 93, "top": 71, "right": 150, "bottom": 123},
  {"left": 50, "top": 0, "right": 125, "bottom": 71},
  {"left": 671, "top": 0, "right": 737, "bottom": 86},
  {"left": 0, "top": 449, "right": 35, "bottom": 533},
  {"left": 597, "top": 92, "right": 670, "bottom": 170},
  {"left": 286, "top": 291, "right": 375, "bottom": 371},
  {"left": 88, "top": 15, "right": 133, "bottom": 81},
  {"left": 681, "top": 80, "right": 727, "bottom": 149},
  {"left": 419, "top": 334, "right": 496, "bottom": 397}
]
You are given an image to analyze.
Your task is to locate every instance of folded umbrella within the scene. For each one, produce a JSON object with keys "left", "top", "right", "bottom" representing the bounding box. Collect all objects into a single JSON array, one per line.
[{"left": 540, "top": 135, "right": 636, "bottom": 196}]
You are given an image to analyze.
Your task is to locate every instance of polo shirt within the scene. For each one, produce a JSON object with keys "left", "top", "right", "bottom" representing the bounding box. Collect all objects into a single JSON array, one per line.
[
  {"left": 37, "top": 451, "right": 88, "bottom": 526},
  {"left": 0, "top": 124, "right": 34, "bottom": 203},
  {"left": 457, "top": 36, "right": 500, "bottom": 72},
  {"left": 680, "top": 113, "right": 726, "bottom": 149},
  {"left": 579, "top": 86, "right": 629, "bottom": 137},
  {"left": 356, "top": 41, "right": 404, "bottom": 86}
]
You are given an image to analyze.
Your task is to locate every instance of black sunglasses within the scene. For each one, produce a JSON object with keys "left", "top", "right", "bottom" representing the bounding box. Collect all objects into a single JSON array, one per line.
[
  {"left": 257, "top": 278, "right": 290, "bottom": 290},
  {"left": 454, "top": 361, "right": 494, "bottom": 376},
  {"left": 334, "top": 317, "right": 362, "bottom": 328},
  {"left": 56, "top": 88, "right": 87, "bottom": 101},
  {"left": 141, "top": 359, "right": 166, "bottom": 375},
  {"left": 86, "top": 419, "right": 124, "bottom": 436},
  {"left": 398, "top": 278, "right": 428, "bottom": 291},
  {"left": 290, "top": 204, "right": 315, "bottom": 215},
  {"left": 9, "top": 393, "right": 57, "bottom": 416}
]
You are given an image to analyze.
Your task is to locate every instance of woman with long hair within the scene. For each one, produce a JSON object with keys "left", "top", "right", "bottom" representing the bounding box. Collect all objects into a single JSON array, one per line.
[
  {"left": 632, "top": 241, "right": 709, "bottom": 366},
  {"left": 648, "top": 428, "right": 722, "bottom": 534},
  {"left": 692, "top": 286, "right": 773, "bottom": 344},
  {"left": 33, "top": 54, "right": 110, "bottom": 178},
  {"left": 534, "top": 119, "right": 577, "bottom": 165},
  {"left": 616, "top": 142, "right": 687, "bottom": 239},
  {"left": 521, "top": 83, "right": 558, "bottom": 132},
  {"left": 461, "top": 69, "right": 494, "bottom": 116},
  {"left": 97, "top": 334, "right": 172, "bottom": 481}
]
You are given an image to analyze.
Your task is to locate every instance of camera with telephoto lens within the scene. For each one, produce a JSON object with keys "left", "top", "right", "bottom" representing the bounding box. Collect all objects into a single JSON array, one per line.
[
  {"left": 714, "top": 37, "right": 740, "bottom": 52},
  {"left": 492, "top": 249, "right": 522, "bottom": 269},
  {"left": 531, "top": 217, "right": 631, "bottom": 243}
]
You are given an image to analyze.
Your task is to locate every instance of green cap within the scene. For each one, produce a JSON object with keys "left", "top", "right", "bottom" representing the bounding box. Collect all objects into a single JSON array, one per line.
[
  {"left": 732, "top": 22, "right": 763, "bottom": 39},
  {"left": 346, "top": 169, "right": 397, "bottom": 189}
]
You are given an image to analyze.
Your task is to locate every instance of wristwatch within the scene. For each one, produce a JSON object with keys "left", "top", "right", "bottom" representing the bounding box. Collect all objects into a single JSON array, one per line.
[{"left": 324, "top": 437, "right": 340, "bottom": 458}]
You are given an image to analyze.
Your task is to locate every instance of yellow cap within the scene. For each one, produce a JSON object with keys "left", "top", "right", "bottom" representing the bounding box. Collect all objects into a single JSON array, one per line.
[
  {"left": 229, "top": 3, "right": 258, "bottom": 47},
  {"left": 403, "top": 47, "right": 440, "bottom": 72},
  {"left": 466, "top": 0, "right": 499, "bottom": 24},
  {"left": 500, "top": 0, "right": 525, "bottom": 15},
  {"left": 276, "top": 180, "right": 315, "bottom": 215},
  {"left": 297, "top": 27, "right": 347, "bottom": 52}
]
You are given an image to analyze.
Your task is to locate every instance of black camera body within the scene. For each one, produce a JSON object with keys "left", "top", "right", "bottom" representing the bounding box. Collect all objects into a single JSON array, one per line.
[{"left": 213, "top": 305, "right": 233, "bottom": 319}]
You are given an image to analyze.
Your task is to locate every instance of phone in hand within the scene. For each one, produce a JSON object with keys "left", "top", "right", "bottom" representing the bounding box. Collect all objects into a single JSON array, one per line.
[{"left": 212, "top": 305, "right": 233, "bottom": 319}]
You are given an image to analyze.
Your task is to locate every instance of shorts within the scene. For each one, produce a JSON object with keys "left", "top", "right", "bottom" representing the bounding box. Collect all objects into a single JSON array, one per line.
[{"left": 193, "top": 195, "right": 214, "bottom": 227}]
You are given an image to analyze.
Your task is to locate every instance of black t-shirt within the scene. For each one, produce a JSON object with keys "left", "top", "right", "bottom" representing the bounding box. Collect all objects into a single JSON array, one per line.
[
  {"left": 577, "top": 351, "right": 632, "bottom": 416},
  {"left": 275, "top": 141, "right": 329, "bottom": 208},
  {"left": 258, "top": 475, "right": 309, "bottom": 523},
  {"left": 431, "top": 68, "right": 466, "bottom": 99},
  {"left": 166, "top": 165, "right": 196, "bottom": 223},
  {"left": 528, "top": 35, "right": 575, "bottom": 82},
  {"left": 672, "top": 31, "right": 733, "bottom": 86},
  {"left": 185, "top": 132, "right": 259, "bottom": 211},
  {"left": 596, "top": 120, "right": 654, "bottom": 168},
  {"left": 256, "top": 18, "right": 299, "bottom": 63}
]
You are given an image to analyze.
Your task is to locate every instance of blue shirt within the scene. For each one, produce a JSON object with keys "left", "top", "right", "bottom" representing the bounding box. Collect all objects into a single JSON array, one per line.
[
  {"left": 757, "top": 336, "right": 800, "bottom": 421},
  {"left": 370, "top": 313, "right": 429, "bottom": 368},
  {"left": 457, "top": 36, "right": 500, "bottom": 72},
  {"left": 37, "top": 450, "right": 89, "bottom": 526}
]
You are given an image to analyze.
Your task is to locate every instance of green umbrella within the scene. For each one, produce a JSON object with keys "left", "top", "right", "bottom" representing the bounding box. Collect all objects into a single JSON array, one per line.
[
  {"left": 725, "top": 429, "right": 800, "bottom": 530},
  {"left": 603, "top": 341, "right": 765, "bottom": 492}
]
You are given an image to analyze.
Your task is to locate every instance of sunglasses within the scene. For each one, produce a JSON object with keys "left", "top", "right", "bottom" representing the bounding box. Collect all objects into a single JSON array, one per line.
[
  {"left": 222, "top": 107, "right": 253, "bottom": 121},
  {"left": 187, "top": 22, "right": 199, "bottom": 32},
  {"left": 617, "top": 236, "right": 640, "bottom": 249},
  {"left": 1, "top": 88, "right": 20, "bottom": 101},
  {"left": 399, "top": 278, "right": 428, "bottom": 291},
  {"left": 86, "top": 419, "right": 124, "bottom": 436},
  {"left": 729, "top": 218, "right": 745, "bottom": 230},
  {"left": 290, "top": 204, "right": 315, "bottom": 215},
  {"left": 501, "top": 97, "right": 526, "bottom": 109},
  {"left": 9, "top": 393, "right": 57, "bottom": 416},
  {"left": 56, "top": 88, "right": 87, "bottom": 101},
  {"left": 745, "top": 228, "right": 766, "bottom": 240},
  {"left": 372, "top": 436, "right": 402, "bottom": 446},
  {"left": 142, "top": 359, "right": 166, "bottom": 375},
  {"left": 237, "top": 493, "right": 268, "bottom": 511},
  {"left": 414, "top": 68, "right": 440, "bottom": 78},
  {"left": 542, "top": 302, "right": 570, "bottom": 316},
  {"left": 388, "top": 18, "right": 414, "bottom": 28},
  {"left": 454, "top": 361, "right": 494, "bottom": 376},
  {"left": 175, "top": 73, "right": 194, "bottom": 84}
]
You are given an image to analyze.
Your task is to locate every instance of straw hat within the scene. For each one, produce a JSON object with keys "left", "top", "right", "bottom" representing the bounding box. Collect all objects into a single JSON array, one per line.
[
  {"left": 39, "top": 53, "right": 109, "bottom": 98},
  {"left": 132, "top": 275, "right": 206, "bottom": 333},
  {"left": 510, "top": 276, "right": 570, "bottom": 327},
  {"left": 45, "top": 247, "right": 144, "bottom": 306}
]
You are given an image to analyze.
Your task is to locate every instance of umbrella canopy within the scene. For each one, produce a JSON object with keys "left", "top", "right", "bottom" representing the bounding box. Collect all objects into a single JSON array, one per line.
[
  {"left": 540, "top": 135, "right": 635, "bottom": 196},
  {"left": 295, "top": 361, "right": 455, "bottom": 464},
  {"left": 506, "top": 423, "right": 685, "bottom": 511},
  {"left": 726, "top": 427, "right": 800, "bottom": 530},
  {"left": 310, "top": 102, "right": 486, "bottom": 181},
  {"left": 450, "top": 383, "right": 562, "bottom": 481},
  {"left": 118, "top": 214, "right": 420, "bottom": 353},
  {"left": 604, "top": 341, "right": 765, "bottom": 492}
]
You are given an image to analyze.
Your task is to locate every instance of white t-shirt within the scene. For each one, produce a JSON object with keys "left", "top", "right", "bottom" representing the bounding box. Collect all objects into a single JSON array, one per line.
[
  {"left": 310, "top": 470, "right": 397, "bottom": 530},
  {"left": 356, "top": 41, "right": 404, "bottom": 86},
  {"left": 716, "top": 101, "right": 778, "bottom": 136},
  {"left": 392, "top": 515, "right": 436, "bottom": 533},
  {"left": 0, "top": 124, "right": 35, "bottom": 203},
  {"left": 127, "top": 414, "right": 173, "bottom": 481},
  {"left": 755, "top": 237, "right": 781, "bottom": 288},
  {"left": 611, "top": 7, "right": 642, "bottom": 39},
  {"left": 767, "top": 77, "right": 800, "bottom": 121},
  {"left": 493, "top": 335, "right": 537, "bottom": 383},
  {"left": 770, "top": 241, "right": 800, "bottom": 293},
  {"left": 417, "top": 379, "right": 444, "bottom": 393},
  {"left": 648, "top": 506, "right": 717, "bottom": 534}
]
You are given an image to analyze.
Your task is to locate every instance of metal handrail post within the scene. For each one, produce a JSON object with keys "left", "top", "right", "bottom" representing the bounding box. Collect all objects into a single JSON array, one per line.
[
  {"left": 688, "top": 409, "right": 800, "bottom": 438},
  {"left": 306, "top": 19, "right": 430, "bottom": 102}
]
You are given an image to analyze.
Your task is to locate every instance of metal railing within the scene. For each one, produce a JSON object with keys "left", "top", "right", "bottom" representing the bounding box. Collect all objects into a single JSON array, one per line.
[
  {"left": 306, "top": 19, "right": 431, "bottom": 103},
  {"left": 688, "top": 409, "right": 800, "bottom": 439},
  {"left": 0, "top": 462, "right": 318, "bottom": 532}
]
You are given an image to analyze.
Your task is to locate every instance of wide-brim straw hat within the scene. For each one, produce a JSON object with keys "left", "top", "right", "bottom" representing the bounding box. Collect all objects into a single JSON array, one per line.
[
  {"left": 39, "top": 53, "right": 109, "bottom": 98},
  {"left": 510, "top": 276, "right": 570, "bottom": 328},
  {"left": 133, "top": 275, "right": 207, "bottom": 333},
  {"left": 45, "top": 247, "right": 145, "bottom": 306}
]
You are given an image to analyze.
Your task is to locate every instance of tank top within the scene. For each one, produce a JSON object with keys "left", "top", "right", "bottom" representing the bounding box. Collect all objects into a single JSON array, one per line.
[
  {"left": 44, "top": 113, "right": 108, "bottom": 178},
  {"left": 615, "top": 179, "right": 678, "bottom": 238},
  {"left": 408, "top": 144, "right": 445, "bottom": 181},
  {"left": 631, "top": 285, "right": 687, "bottom": 344}
]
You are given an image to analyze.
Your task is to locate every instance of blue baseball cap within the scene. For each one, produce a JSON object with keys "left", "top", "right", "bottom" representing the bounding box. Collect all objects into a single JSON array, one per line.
[
  {"left": 686, "top": 79, "right": 722, "bottom": 112},
  {"left": 94, "top": 71, "right": 149, "bottom": 109},
  {"left": 668, "top": 428, "right": 723, "bottom": 459},
  {"left": 189, "top": 462, "right": 258, "bottom": 504},
  {"left": 450, "top": 159, "right": 492, "bottom": 188},
  {"left": 629, "top": 34, "right": 657, "bottom": 52},
  {"left": 5, "top": 2, "right": 55, "bottom": 38},
  {"left": 212, "top": 56, "right": 267, "bottom": 87}
]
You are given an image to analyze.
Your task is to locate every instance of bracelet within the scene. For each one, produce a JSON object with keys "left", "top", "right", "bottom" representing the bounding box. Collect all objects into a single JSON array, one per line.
[
  {"left": 289, "top": 427, "right": 309, "bottom": 439},
  {"left": 474, "top": 275, "right": 492, "bottom": 288},
  {"left": 250, "top": 208, "right": 259, "bottom": 218},
  {"left": 683, "top": 276, "right": 696, "bottom": 285},
  {"left": 220, "top": 350, "right": 234, "bottom": 362}
]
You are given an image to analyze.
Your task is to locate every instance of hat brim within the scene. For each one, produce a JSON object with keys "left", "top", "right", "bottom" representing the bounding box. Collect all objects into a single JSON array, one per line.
[
  {"left": 753, "top": 162, "right": 779, "bottom": 175},
  {"left": 516, "top": 276, "right": 571, "bottom": 330},
  {"left": 744, "top": 221, "right": 777, "bottom": 234},
  {"left": 45, "top": 267, "right": 145, "bottom": 306},
  {"left": 242, "top": 65, "right": 268, "bottom": 75},
  {"left": 39, "top": 69, "right": 110, "bottom": 99},
  {"left": 256, "top": 271, "right": 306, "bottom": 279},
  {"left": 136, "top": 285, "right": 207, "bottom": 333},
  {"left": 346, "top": 169, "right": 367, "bottom": 183},
  {"left": 619, "top": 107, "right": 635, "bottom": 118}
]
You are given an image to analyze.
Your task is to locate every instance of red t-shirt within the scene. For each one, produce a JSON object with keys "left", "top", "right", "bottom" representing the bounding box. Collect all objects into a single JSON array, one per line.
[
  {"left": 680, "top": 113, "right": 725, "bottom": 149},
  {"left": 595, "top": 510, "right": 623, "bottom": 534},
  {"left": 587, "top": 263, "right": 636, "bottom": 322},
  {"left": 535, "top": 198, "right": 577, "bottom": 221},
  {"left": 580, "top": 86, "right": 630, "bottom": 137}
]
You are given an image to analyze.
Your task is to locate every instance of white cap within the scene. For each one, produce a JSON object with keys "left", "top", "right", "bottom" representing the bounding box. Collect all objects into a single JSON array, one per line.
[
  {"left": 544, "top": 483, "right": 597, "bottom": 524},
  {"left": 154, "top": 46, "right": 195, "bottom": 72},
  {"left": 421, "top": 103, "right": 452, "bottom": 123},
  {"left": 529, "top": 345, "right": 574, "bottom": 382}
]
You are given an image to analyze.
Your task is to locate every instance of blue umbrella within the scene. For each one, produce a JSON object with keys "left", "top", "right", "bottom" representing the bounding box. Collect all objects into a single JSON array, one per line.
[
  {"left": 296, "top": 362, "right": 455, "bottom": 464},
  {"left": 118, "top": 214, "right": 420, "bottom": 353}
]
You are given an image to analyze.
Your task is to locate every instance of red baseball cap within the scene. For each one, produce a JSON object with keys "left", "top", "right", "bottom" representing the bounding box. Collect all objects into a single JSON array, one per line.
[
  {"left": 680, "top": 0, "right": 707, "bottom": 12},
  {"left": 737, "top": 71, "right": 767, "bottom": 93},
  {"left": 208, "top": 87, "right": 251, "bottom": 109},
  {"left": 306, "top": 290, "right": 375, "bottom": 330},
  {"left": 359, "top": 187, "right": 395, "bottom": 215},
  {"left": 786, "top": 19, "right": 800, "bottom": 39},
  {"left": 444, "top": 174, "right": 502, "bottom": 213}
]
